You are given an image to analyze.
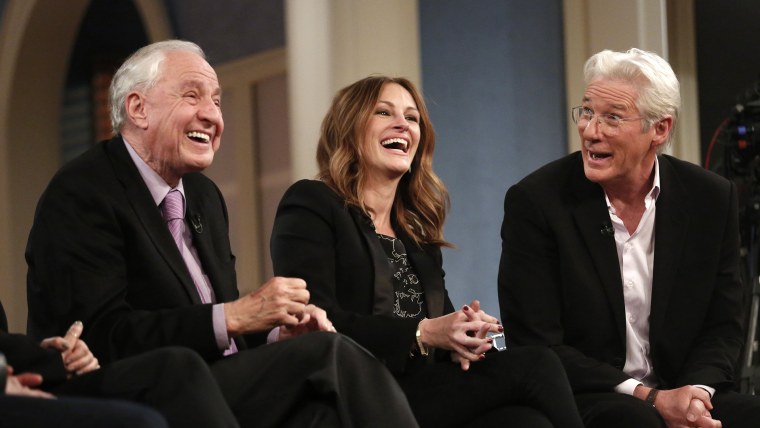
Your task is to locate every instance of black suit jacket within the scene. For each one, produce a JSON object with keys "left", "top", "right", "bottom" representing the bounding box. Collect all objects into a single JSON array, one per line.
[
  {"left": 499, "top": 152, "right": 745, "bottom": 393},
  {"left": 270, "top": 180, "right": 453, "bottom": 372},
  {"left": 26, "top": 137, "right": 243, "bottom": 363}
]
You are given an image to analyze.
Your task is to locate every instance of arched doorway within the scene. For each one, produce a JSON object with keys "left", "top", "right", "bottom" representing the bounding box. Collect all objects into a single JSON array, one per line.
[{"left": 0, "top": 0, "right": 170, "bottom": 331}]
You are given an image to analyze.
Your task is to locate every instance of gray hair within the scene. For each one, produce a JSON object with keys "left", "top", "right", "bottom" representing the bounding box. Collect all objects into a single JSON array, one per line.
[
  {"left": 109, "top": 40, "right": 205, "bottom": 134},
  {"left": 583, "top": 48, "right": 681, "bottom": 149}
]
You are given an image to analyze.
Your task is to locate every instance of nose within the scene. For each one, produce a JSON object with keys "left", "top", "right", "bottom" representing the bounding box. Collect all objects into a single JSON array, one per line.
[
  {"left": 198, "top": 97, "right": 223, "bottom": 124},
  {"left": 392, "top": 115, "right": 410, "bottom": 131},
  {"left": 581, "top": 115, "right": 602, "bottom": 140}
]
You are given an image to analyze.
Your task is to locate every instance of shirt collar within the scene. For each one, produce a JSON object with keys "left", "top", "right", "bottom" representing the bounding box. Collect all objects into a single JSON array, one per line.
[
  {"left": 122, "top": 137, "right": 185, "bottom": 207},
  {"left": 605, "top": 156, "right": 661, "bottom": 214}
]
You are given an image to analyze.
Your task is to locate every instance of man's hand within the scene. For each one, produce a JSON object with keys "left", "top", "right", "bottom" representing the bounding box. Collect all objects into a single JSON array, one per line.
[
  {"left": 635, "top": 385, "right": 721, "bottom": 428},
  {"left": 5, "top": 366, "right": 54, "bottom": 399},
  {"left": 278, "top": 304, "right": 337, "bottom": 340},
  {"left": 224, "top": 277, "right": 311, "bottom": 335},
  {"left": 39, "top": 321, "right": 100, "bottom": 377}
]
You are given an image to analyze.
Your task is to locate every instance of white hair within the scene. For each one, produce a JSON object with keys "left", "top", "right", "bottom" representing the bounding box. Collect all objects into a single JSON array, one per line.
[
  {"left": 583, "top": 48, "right": 681, "bottom": 149},
  {"left": 109, "top": 40, "right": 205, "bottom": 134}
]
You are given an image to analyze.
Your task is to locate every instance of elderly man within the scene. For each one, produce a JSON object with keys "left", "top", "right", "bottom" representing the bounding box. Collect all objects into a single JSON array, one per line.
[
  {"left": 26, "top": 40, "right": 417, "bottom": 428},
  {"left": 499, "top": 48, "right": 760, "bottom": 428}
]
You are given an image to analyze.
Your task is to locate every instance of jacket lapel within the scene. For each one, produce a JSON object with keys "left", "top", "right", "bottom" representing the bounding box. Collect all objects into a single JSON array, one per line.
[
  {"left": 104, "top": 138, "right": 201, "bottom": 304},
  {"left": 570, "top": 160, "right": 627, "bottom": 342},
  {"left": 349, "top": 207, "right": 396, "bottom": 315},
  {"left": 184, "top": 184, "right": 236, "bottom": 303},
  {"left": 649, "top": 156, "right": 688, "bottom": 344}
]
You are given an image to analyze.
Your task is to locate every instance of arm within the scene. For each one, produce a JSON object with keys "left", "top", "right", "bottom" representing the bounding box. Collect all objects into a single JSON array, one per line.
[
  {"left": 498, "top": 183, "right": 629, "bottom": 391},
  {"left": 270, "top": 181, "right": 419, "bottom": 371},
  {"left": 675, "top": 179, "right": 744, "bottom": 390},
  {"left": 0, "top": 333, "right": 66, "bottom": 385}
]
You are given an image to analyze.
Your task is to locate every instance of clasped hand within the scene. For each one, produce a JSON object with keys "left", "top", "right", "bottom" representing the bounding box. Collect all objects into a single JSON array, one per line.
[
  {"left": 6, "top": 321, "right": 100, "bottom": 398},
  {"left": 642, "top": 385, "right": 721, "bottom": 428},
  {"left": 224, "top": 277, "right": 336, "bottom": 338},
  {"left": 419, "top": 300, "right": 502, "bottom": 371}
]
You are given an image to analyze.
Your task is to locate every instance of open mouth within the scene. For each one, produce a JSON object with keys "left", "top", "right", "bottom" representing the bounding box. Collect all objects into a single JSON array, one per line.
[
  {"left": 588, "top": 151, "right": 611, "bottom": 160},
  {"left": 381, "top": 138, "right": 408, "bottom": 153},
  {"left": 187, "top": 131, "right": 211, "bottom": 143}
]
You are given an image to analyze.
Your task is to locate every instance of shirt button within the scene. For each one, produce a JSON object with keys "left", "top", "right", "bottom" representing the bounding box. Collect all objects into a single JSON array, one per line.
[
  {"left": 629, "top": 315, "right": 637, "bottom": 323},
  {"left": 625, "top": 280, "right": 633, "bottom": 288}
]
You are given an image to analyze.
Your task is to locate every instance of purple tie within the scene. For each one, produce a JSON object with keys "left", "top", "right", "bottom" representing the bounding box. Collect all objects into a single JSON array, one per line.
[
  {"left": 161, "top": 189, "right": 185, "bottom": 251},
  {"left": 161, "top": 190, "right": 238, "bottom": 355}
]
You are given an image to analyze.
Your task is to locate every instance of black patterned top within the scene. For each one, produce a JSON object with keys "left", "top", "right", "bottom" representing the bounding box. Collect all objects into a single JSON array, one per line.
[{"left": 376, "top": 234, "right": 427, "bottom": 320}]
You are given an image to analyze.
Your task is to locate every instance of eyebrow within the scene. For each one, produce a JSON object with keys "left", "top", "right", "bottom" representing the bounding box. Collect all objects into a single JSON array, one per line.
[
  {"left": 581, "top": 96, "right": 626, "bottom": 111},
  {"left": 180, "top": 79, "right": 222, "bottom": 96},
  {"left": 377, "top": 100, "right": 419, "bottom": 112}
]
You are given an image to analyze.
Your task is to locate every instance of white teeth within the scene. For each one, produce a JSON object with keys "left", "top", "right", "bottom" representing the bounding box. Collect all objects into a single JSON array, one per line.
[
  {"left": 381, "top": 138, "right": 408, "bottom": 149},
  {"left": 187, "top": 131, "right": 210, "bottom": 142}
]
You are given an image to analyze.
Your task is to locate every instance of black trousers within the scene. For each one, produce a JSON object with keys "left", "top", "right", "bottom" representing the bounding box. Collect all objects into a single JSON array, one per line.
[
  {"left": 395, "top": 346, "right": 585, "bottom": 428},
  {"left": 577, "top": 390, "right": 760, "bottom": 428},
  {"left": 52, "top": 346, "right": 239, "bottom": 428},
  {"left": 0, "top": 395, "right": 168, "bottom": 428},
  {"left": 211, "top": 331, "right": 419, "bottom": 428}
]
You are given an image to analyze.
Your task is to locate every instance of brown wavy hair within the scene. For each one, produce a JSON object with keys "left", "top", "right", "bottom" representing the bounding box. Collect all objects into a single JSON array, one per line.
[{"left": 317, "top": 76, "right": 451, "bottom": 247}]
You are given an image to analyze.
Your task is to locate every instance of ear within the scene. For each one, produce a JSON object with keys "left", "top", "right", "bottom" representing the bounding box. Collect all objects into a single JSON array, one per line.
[
  {"left": 651, "top": 116, "right": 673, "bottom": 149},
  {"left": 124, "top": 92, "right": 149, "bottom": 130}
]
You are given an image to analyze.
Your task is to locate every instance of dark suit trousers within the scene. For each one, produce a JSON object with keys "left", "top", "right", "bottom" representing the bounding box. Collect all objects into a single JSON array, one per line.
[
  {"left": 395, "top": 346, "right": 585, "bottom": 428},
  {"left": 576, "top": 390, "right": 760, "bottom": 428},
  {"left": 0, "top": 395, "right": 168, "bottom": 428},
  {"left": 52, "top": 347, "right": 238, "bottom": 428},
  {"left": 210, "top": 332, "right": 419, "bottom": 428}
]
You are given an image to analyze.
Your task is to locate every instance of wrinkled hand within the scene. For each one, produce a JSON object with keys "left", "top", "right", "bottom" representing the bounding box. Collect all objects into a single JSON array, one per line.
[
  {"left": 225, "top": 277, "right": 310, "bottom": 335},
  {"left": 279, "top": 304, "right": 337, "bottom": 340},
  {"left": 642, "top": 386, "right": 721, "bottom": 428},
  {"left": 40, "top": 321, "right": 100, "bottom": 377},
  {"left": 5, "top": 366, "right": 54, "bottom": 399},
  {"left": 420, "top": 302, "right": 501, "bottom": 371}
]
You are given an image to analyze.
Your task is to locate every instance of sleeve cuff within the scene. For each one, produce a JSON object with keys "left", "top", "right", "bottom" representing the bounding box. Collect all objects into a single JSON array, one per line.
[
  {"left": 614, "top": 378, "right": 643, "bottom": 395},
  {"left": 266, "top": 327, "right": 281, "bottom": 344},
  {"left": 695, "top": 384, "right": 715, "bottom": 398},
  {"left": 212, "top": 303, "right": 232, "bottom": 350}
]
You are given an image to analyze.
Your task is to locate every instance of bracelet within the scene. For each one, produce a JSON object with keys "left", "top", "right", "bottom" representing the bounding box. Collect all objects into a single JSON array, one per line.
[
  {"left": 645, "top": 388, "right": 659, "bottom": 407},
  {"left": 415, "top": 318, "right": 428, "bottom": 357}
]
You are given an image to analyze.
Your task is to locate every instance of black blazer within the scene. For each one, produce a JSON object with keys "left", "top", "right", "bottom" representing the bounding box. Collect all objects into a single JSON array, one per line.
[
  {"left": 498, "top": 152, "right": 745, "bottom": 393},
  {"left": 26, "top": 137, "right": 242, "bottom": 363},
  {"left": 271, "top": 180, "right": 453, "bottom": 372}
]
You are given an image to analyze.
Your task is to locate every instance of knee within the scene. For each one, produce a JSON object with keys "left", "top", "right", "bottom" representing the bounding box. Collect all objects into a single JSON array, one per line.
[
  {"left": 511, "top": 346, "right": 564, "bottom": 373},
  {"left": 286, "top": 332, "right": 373, "bottom": 365},
  {"left": 144, "top": 346, "right": 208, "bottom": 373},
  {"left": 581, "top": 395, "right": 664, "bottom": 428}
]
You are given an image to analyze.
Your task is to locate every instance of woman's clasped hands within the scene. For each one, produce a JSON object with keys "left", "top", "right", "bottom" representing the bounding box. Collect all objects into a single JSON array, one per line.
[{"left": 418, "top": 299, "right": 503, "bottom": 370}]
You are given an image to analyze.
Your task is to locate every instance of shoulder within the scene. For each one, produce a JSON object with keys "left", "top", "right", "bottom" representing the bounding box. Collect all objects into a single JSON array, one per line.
[
  {"left": 38, "top": 141, "right": 119, "bottom": 206},
  {"left": 513, "top": 152, "right": 582, "bottom": 191},
  {"left": 279, "top": 179, "right": 344, "bottom": 210},
  {"left": 505, "top": 152, "right": 586, "bottom": 209},
  {"left": 659, "top": 154, "right": 733, "bottom": 195}
]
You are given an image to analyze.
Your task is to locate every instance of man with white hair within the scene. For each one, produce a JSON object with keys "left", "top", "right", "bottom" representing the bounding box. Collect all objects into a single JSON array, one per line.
[
  {"left": 26, "top": 39, "right": 418, "bottom": 428},
  {"left": 500, "top": 48, "right": 760, "bottom": 427}
]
